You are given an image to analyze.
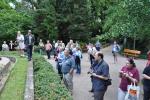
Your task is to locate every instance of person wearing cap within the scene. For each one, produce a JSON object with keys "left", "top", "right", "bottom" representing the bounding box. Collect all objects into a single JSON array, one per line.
[{"left": 24, "top": 30, "right": 35, "bottom": 61}]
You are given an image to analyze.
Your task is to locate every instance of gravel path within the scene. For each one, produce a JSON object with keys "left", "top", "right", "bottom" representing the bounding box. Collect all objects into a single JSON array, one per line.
[{"left": 47, "top": 46, "right": 147, "bottom": 100}]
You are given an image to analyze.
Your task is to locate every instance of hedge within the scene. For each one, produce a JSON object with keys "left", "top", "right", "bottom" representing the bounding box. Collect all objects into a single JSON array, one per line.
[{"left": 33, "top": 54, "right": 72, "bottom": 100}]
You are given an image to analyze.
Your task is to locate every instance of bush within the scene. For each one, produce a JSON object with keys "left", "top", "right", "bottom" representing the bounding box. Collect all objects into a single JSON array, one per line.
[{"left": 33, "top": 54, "right": 72, "bottom": 100}]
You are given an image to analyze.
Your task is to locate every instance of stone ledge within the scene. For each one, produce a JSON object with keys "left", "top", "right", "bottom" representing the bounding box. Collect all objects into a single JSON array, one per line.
[
  {"left": 0, "top": 57, "right": 16, "bottom": 93},
  {"left": 24, "top": 61, "right": 34, "bottom": 100}
]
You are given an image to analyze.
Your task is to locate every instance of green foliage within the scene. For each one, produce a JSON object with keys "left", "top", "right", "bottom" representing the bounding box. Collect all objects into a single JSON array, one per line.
[
  {"left": 0, "top": 0, "right": 11, "bottom": 10},
  {"left": 0, "top": 10, "right": 32, "bottom": 39},
  {"left": 33, "top": 54, "right": 72, "bottom": 100},
  {"left": 96, "top": 0, "right": 150, "bottom": 50},
  {"left": 55, "top": 0, "right": 92, "bottom": 42},
  {"left": 0, "top": 0, "right": 150, "bottom": 51},
  {"left": 0, "top": 0, "right": 33, "bottom": 45},
  {"left": 32, "top": 0, "right": 58, "bottom": 40}
]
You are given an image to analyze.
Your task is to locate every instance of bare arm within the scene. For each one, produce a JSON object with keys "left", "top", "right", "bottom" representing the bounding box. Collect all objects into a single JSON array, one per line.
[
  {"left": 92, "top": 73, "right": 108, "bottom": 80},
  {"left": 69, "top": 68, "right": 74, "bottom": 75},
  {"left": 125, "top": 73, "right": 138, "bottom": 84},
  {"left": 143, "top": 74, "right": 150, "bottom": 80}
]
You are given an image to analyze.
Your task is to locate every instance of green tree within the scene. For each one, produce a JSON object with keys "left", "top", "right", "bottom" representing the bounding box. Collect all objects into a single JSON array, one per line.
[
  {"left": 97, "top": 0, "right": 150, "bottom": 50},
  {"left": 0, "top": 0, "right": 32, "bottom": 44}
]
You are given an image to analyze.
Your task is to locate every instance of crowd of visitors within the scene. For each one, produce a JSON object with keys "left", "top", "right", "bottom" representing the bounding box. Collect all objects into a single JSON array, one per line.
[{"left": 1, "top": 31, "right": 150, "bottom": 100}]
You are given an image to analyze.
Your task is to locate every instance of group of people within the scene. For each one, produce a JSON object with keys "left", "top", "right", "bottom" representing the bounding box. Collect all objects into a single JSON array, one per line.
[
  {"left": 49, "top": 40, "right": 82, "bottom": 95},
  {"left": 86, "top": 43, "right": 150, "bottom": 100},
  {"left": 1, "top": 30, "right": 35, "bottom": 61},
  {"left": 1, "top": 40, "right": 18, "bottom": 51},
  {"left": 2, "top": 33, "right": 150, "bottom": 100}
]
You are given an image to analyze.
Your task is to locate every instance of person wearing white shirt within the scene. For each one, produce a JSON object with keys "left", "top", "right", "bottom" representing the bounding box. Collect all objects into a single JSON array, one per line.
[
  {"left": 16, "top": 31, "right": 25, "bottom": 57},
  {"left": 2, "top": 41, "right": 9, "bottom": 51}
]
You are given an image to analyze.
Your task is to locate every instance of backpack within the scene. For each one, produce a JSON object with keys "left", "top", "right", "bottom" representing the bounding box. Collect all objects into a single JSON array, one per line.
[{"left": 116, "top": 45, "right": 120, "bottom": 52}]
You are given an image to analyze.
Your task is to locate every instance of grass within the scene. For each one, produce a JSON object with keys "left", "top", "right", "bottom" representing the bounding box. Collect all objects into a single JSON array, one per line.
[{"left": 0, "top": 51, "right": 28, "bottom": 100}]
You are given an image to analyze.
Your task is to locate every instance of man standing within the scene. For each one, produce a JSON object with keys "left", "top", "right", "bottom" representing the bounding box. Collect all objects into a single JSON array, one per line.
[
  {"left": 45, "top": 40, "right": 52, "bottom": 59},
  {"left": 90, "top": 52, "right": 110, "bottom": 100},
  {"left": 24, "top": 30, "right": 35, "bottom": 61},
  {"left": 61, "top": 48, "right": 75, "bottom": 95},
  {"left": 95, "top": 40, "right": 101, "bottom": 51}
]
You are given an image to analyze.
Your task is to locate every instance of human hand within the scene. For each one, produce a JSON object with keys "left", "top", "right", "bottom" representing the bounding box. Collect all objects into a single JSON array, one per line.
[
  {"left": 119, "top": 71, "right": 126, "bottom": 77},
  {"left": 87, "top": 70, "right": 93, "bottom": 74},
  {"left": 124, "top": 73, "right": 129, "bottom": 78},
  {"left": 91, "top": 73, "right": 97, "bottom": 77}
]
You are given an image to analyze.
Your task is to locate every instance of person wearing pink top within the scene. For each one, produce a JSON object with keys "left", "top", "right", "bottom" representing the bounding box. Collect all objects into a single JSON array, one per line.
[
  {"left": 45, "top": 40, "right": 52, "bottom": 59},
  {"left": 118, "top": 58, "right": 140, "bottom": 100}
]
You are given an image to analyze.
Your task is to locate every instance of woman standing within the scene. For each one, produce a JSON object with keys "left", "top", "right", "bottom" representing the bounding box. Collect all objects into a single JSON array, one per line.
[
  {"left": 112, "top": 41, "right": 120, "bottom": 63},
  {"left": 16, "top": 31, "right": 25, "bottom": 57},
  {"left": 118, "top": 58, "right": 140, "bottom": 100}
]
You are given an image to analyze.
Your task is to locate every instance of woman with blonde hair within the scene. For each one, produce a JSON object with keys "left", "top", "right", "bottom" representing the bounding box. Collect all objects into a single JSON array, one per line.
[{"left": 16, "top": 31, "right": 25, "bottom": 57}]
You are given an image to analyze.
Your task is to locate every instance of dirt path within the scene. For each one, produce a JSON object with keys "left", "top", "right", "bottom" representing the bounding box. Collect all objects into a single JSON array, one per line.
[{"left": 47, "top": 46, "right": 147, "bottom": 100}]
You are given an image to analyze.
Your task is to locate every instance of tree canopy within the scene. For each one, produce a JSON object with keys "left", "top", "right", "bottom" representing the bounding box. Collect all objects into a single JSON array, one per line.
[{"left": 0, "top": 0, "right": 150, "bottom": 51}]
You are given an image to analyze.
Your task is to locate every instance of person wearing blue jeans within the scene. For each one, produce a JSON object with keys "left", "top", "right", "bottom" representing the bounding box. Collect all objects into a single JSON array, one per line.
[{"left": 24, "top": 30, "right": 35, "bottom": 61}]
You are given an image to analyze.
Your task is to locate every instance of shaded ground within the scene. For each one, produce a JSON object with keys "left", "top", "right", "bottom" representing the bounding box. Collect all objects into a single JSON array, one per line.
[{"left": 47, "top": 46, "right": 147, "bottom": 100}]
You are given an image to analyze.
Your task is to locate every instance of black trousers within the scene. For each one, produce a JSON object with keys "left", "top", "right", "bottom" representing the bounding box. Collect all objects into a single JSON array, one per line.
[
  {"left": 94, "top": 90, "right": 106, "bottom": 100},
  {"left": 27, "top": 45, "right": 33, "bottom": 61},
  {"left": 90, "top": 54, "right": 94, "bottom": 66},
  {"left": 46, "top": 50, "right": 51, "bottom": 59},
  {"left": 144, "top": 89, "right": 150, "bottom": 100},
  {"left": 57, "top": 62, "right": 63, "bottom": 80}
]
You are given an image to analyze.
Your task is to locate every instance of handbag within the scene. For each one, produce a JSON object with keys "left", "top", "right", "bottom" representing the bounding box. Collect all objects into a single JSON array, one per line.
[
  {"left": 125, "top": 82, "right": 140, "bottom": 100},
  {"left": 103, "top": 78, "right": 112, "bottom": 86}
]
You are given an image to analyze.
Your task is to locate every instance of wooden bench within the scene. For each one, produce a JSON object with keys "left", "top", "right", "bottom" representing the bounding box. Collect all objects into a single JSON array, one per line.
[{"left": 123, "top": 49, "right": 141, "bottom": 58}]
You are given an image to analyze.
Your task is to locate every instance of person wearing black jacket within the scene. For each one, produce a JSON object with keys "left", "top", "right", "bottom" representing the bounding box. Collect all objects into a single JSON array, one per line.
[
  {"left": 143, "top": 65, "right": 150, "bottom": 100},
  {"left": 24, "top": 30, "right": 35, "bottom": 61}
]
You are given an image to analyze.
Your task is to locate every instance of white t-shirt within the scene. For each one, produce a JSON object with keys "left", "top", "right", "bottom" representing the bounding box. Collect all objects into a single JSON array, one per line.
[
  {"left": 2, "top": 44, "right": 9, "bottom": 50},
  {"left": 17, "top": 34, "right": 25, "bottom": 49}
]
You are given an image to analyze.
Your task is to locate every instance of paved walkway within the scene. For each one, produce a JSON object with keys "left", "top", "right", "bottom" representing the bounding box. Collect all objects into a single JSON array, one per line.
[{"left": 47, "top": 46, "right": 147, "bottom": 100}]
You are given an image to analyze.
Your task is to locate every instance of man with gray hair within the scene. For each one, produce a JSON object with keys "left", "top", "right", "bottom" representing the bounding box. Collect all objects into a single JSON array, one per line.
[{"left": 61, "top": 48, "right": 75, "bottom": 95}]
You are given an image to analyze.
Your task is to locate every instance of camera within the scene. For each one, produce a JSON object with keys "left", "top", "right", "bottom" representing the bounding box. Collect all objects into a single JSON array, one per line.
[{"left": 87, "top": 71, "right": 93, "bottom": 74}]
